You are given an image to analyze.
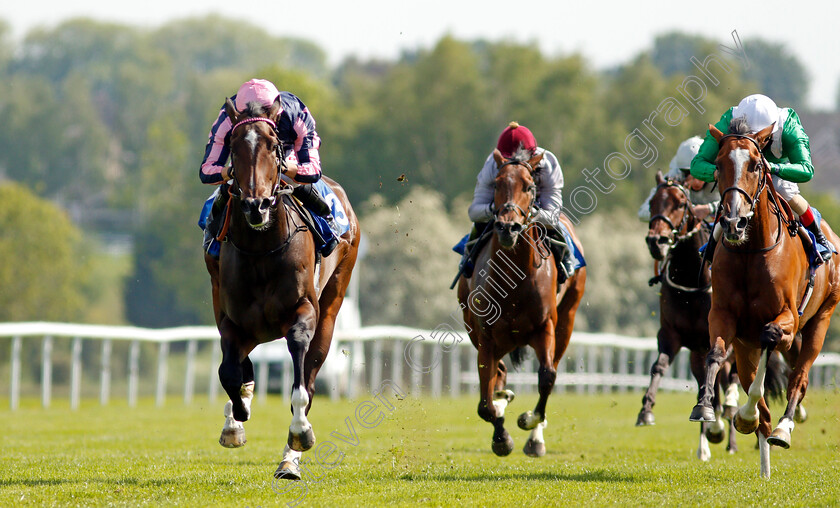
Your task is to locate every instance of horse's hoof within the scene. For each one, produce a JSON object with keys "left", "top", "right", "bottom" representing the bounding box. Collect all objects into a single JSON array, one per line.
[
  {"left": 794, "top": 405, "right": 808, "bottom": 423},
  {"left": 768, "top": 428, "right": 791, "bottom": 449},
  {"left": 689, "top": 404, "right": 716, "bottom": 422},
  {"left": 523, "top": 439, "right": 546, "bottom": 458},
  {"left": 273, "top": 460, "right": 301, "bottom": 481},
  {"left": 636, "top": 411, "right": 655, "bottom": 426},
  {"left": 733, "top": 412, "right": 759, "bottom": 434},
  {"left": 288, "top": 427, "right": 316, "bottom": 452},
  {"left": 517, "top": 411, "right": 542, "bottom": 431},
  {"left": 705, "top": 427, "right": 725, "bottom": 444},
  {"left": 219, "top": 427, "right": 246, "bottom": 448},
  {"left": 492, "top": 431, "right": 514, "bottom": 456}
]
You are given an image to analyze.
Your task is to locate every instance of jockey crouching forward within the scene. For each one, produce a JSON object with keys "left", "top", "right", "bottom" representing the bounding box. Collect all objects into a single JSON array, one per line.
[
  {"left": 690, "top": 93, "right": 832, "bottom": 262},
  {"left": 639, "top": 136, "right": 719, "bottom": 224},
  {"left": 199, "top": 78, "right": 339, "bottom": 258},
  {"left": 461, "top": 122, "right": 575, "bottom": 281}
]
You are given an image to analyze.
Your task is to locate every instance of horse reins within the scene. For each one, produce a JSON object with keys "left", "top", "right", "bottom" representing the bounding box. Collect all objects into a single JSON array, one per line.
[
  {"left": 648, "top": 180, "right": 710, "bottom": 293},
  {"left": 494, "top": 160, "right": 538, "bottom": 224}
]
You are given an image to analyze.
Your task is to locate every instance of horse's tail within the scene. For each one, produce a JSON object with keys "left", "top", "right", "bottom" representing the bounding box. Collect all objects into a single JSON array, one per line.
[
  {"left": 764, "top": 351, "right": 790, "bottom": 404},
  {"left": 509, "top": 347, "right": 529, "bottom": 371}
]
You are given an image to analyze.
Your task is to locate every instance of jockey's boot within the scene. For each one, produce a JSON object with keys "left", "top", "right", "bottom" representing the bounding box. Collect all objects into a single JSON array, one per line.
[
  {"left": 805, "top": 221, "right": 833, "bottom": 261},
  {"left": 203, "top": 185, "right": 231, "bottom": 259},
  {"left": 292, "top": 184, "right": 339, "bottom": 256},
  {"left": 460, "top": 223, "right": 490, "bottom": 278},
  {"left": 547, "top": 234, "right": 573, "bottom": 284}
]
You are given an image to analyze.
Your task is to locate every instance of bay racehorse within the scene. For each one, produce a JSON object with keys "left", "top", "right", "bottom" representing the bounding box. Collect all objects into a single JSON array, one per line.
[
  {"left": 457, "top": 148, "right": 586, "bottom": 457},
  {"left": 639, "top": 171, "right": 740, "bottom": 458},
  {"left": 689, "top": 120, "right": 840, "bottom": 478},
  {"left": 204, "top": 98, "right": 360, "bottom": 480}
]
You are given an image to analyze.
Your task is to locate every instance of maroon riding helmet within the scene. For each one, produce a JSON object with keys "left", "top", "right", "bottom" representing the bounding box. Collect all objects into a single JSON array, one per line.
[{"left": 496, "top": 121, "right": 537, "bottom": 158}]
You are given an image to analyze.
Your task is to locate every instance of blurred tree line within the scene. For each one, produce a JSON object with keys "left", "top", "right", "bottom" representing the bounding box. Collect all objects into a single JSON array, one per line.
[{"left": 0, "top": 16, "right": 837, "bottom": 350}]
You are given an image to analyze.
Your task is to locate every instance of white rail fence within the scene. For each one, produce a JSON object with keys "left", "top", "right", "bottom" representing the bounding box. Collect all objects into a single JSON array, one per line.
[{"left": 3, "top": 322, "right": 840, "bottom": 410}]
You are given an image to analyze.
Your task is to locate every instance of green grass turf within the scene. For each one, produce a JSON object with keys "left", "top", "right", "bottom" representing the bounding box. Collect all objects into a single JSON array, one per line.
[{"left": 1, "top": 389, "right": 839, "bottom": 507}]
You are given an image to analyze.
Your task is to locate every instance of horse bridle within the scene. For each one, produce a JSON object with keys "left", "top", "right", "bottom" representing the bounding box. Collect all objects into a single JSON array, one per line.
[
  {"left": 648, "top": 180, "right": 703, "bottom": 249},
  {"left": 493, "top": 159, "right": 538, "bottom": 224},
  {"left": 717, "top": 133, "right": 768, "bottom": 223},
  {"left": 227, "top": 116, "right": 286, "bottom": 205}
]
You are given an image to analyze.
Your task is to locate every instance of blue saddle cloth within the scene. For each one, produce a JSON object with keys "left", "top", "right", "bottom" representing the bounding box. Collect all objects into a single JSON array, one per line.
[
  {"left": 198, "top": 180, "right": 350, "bottom": 257},
  {"left": 452, "top": 223, "right": 586, "bottom": 271}
]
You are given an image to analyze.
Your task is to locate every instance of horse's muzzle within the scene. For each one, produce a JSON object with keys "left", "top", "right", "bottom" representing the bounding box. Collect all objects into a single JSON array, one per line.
[
  {"left": 244, "top": 196, "right": 272, "bottom": 228},
  {"left": 720, "top": 215, "right": 749, "bottom": 242},
  {"left": 645, "top": 234, "right": 670, "bottom": 261},
  {"left": 495, "top": 221, "right": 523, "bottom": 248}
]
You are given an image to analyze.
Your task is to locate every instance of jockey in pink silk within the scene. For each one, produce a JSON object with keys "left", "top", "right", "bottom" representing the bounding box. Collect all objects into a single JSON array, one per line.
[{"left": 199, "top": 79, "right": 338, "bottom": 256}]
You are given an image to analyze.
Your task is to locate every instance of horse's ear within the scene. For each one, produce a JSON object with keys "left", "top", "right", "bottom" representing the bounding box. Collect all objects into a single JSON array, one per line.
[
  {"left": 527, "top": 151, "right": 544, "bottom": 171},
  {"left": 493, "top": 148, "right": 505, "bottom": 166},
  {"left": 708, "top": 123, "right": 723, "bottom": 143},
  {"left": 655, "top": 170, "right": 665, "bottom": 185},
  {"left": 755, "top": 122, "right": 775, "bottom": 149},
  {"left": 268, "top": 99, "right": 282, "bottom": 121},
  {"left": 225, "top": 98, "right": 239, "bottom": 123}
]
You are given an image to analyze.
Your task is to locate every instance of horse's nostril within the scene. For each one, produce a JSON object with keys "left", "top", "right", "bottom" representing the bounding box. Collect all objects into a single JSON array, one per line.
[
  {"left": 737, "top": 217, "right": 749, "bottom": 230},
  {"left": 260, "top": 198, "right": 272, "bottom": 211},
  {"left": 511, "top": 223, "right": 523, "bottom": 233},
  {"left": 657, "top": 237, "right": 670, "bottom": 246}
]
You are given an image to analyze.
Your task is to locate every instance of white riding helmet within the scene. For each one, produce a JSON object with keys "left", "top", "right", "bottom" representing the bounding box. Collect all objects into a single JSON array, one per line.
[
  {"left": 732, "top": 94, "right": 780, "bottom": 134},
  {"left": 669, "top": 136, "right": 703, "bottom": 172}
]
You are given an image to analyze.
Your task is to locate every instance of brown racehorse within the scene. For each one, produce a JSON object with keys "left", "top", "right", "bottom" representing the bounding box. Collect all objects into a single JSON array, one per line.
[
  {"left": 640, "top": 172, "right": 741, "bottom": 458},
  {"left": 689, "top": 120, "right": 840, "bottom": 478},
  {"left": 204, "top": 99, "right": 360, "bottom": 480},
  {"left": 457, "top": 148, "right": 585, "bottom": 457}
]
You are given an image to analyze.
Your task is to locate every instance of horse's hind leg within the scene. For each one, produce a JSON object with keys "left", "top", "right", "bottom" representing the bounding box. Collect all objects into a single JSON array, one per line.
[
  {"left": 769, "top": 309, "right": 832, "bottom": 449},
  {"left": 637, "top": 328, "right": 679, "bottom": 426},
  {"left": 286, "top": 303, "right": 318, "bottom": 453}
]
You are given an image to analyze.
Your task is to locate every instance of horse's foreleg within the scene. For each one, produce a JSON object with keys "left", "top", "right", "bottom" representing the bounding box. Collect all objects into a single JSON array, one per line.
[
  {"left": 518, "top": 321, "right": 557, "bottom": 432},
  {"left": 477, "top": 344, "right": 512, "bottom": 456},
  {"left": 287, "top": 302, "right": 318, "bottom": 453},
  {"left": 218, "top": 322, "right": 254, "bottom": 448},
  {"left": 638, "top": 328, "right": 679, "bottom": 426},
  {"left": 690, "top": 331, "right": 730, "bottom": 422}
]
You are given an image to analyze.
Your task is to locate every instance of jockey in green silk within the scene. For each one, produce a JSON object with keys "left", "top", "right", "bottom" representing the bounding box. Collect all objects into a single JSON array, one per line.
[{"left": 690, "top": 94, "right": 832, "bottom": 261}]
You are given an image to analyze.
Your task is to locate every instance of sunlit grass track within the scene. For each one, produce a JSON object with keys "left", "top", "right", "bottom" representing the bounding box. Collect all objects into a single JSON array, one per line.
[{"left": 2, "top": 389, "right": 839, "bottom": 507}]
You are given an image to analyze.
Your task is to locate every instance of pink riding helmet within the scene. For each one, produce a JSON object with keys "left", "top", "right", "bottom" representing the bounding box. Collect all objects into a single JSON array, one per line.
[{"left": 234, "top": 79, "right": 281, "bottom": 110}]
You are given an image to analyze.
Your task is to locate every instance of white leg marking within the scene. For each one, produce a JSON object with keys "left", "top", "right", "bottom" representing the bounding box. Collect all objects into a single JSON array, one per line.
[
  {"left": 223, "top": 400, "right": 244, "bottom": 432},
  {"left": 794, "top": 404, "right": 807, "bottom": 423},
  {"left": 759, "top": 433, "right": 771, "bottom": 479},
  {"left": 711, "top": 410, "right": 726, "bottom": 434},
  {"left": 697, "top": 431, "right": 711, "bottom": 462},
  {"left": 774, "top": 416, "right": 795, "bottom": 435},
  {"left": 241, "top": 381, "right": 254, "bottom": 420},
  {"left": 282, "top": 443, "right": 303, "bottom": 464},
  {"left": 529, "top": 419, "right": 547, "bottom": 444},
  {"left": 289, "top": 386, "right": 311, "bottom": 435},
  {"left": 724, "top": 382, "right": 740, "bottom": 408},
  {"left": 738, "top": 350, "right": 768, "bottom": 424},
  {"left": 491, "top": 397, "right": 509, "bottom": 417}
]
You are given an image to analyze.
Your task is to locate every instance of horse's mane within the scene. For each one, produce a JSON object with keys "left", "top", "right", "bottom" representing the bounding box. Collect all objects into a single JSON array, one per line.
[
  {"left": 729, "top": 115, "right": 753, "bottom": 135},
  {"left": 507, "top": 147, "right": 534, "bottom": 165},
  {"left": 243, "top": 100, "right": 269, "bottom": 118}
]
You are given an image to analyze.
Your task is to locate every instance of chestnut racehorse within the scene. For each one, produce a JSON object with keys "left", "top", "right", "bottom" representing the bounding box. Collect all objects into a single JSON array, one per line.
[
  {"left": 458, "top": 148, "right": 586, "bottom": 457},
  {"left": 204, "top": 99, "right": 360, "bottom": 480},
  {"left": 689, "top": 120, "right": 840, "bottom": 478},
  {"left": 639, "top": 172, "right": 741, "bottom": 459}
]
